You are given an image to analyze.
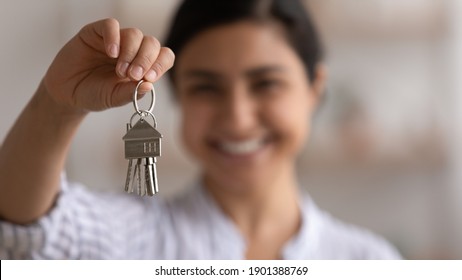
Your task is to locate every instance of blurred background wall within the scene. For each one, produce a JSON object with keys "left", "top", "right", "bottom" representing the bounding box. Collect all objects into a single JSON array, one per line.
[{"left": 0, "top": 0, "right": 461, "bottom": 259}]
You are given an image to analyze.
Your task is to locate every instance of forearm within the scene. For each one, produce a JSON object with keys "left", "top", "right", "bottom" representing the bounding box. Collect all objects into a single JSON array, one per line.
[{"left": 0, "top": 81, "right": 86, "bottom": 224}]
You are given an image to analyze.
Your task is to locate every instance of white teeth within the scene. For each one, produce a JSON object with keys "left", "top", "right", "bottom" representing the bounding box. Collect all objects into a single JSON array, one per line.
[{"left": 220, "top": 139, "right": 263, "bottom": 155}]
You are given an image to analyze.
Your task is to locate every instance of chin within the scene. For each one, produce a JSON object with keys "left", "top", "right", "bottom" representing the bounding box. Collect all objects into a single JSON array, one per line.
[{"left": 204, "top": 168, "right": 271, "bottom": 195}]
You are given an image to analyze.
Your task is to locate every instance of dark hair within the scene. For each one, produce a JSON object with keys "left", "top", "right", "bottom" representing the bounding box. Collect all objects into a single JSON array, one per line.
[{"left": 164, "top": 0, "right": 323, "bottom": 83}]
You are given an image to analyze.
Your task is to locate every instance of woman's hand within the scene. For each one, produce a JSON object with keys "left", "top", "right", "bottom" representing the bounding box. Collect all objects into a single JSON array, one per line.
[
  {"left": 43, "top": 18, "right": 175, "bottom": 113},
  {"left": 0, "top": 19, "right": 174, "bottom": 223}
]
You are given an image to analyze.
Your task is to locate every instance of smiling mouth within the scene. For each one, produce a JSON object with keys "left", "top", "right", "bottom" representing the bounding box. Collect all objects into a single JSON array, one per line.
[{"left": 217, "top": 138, "right": 267, "bottom": 155}]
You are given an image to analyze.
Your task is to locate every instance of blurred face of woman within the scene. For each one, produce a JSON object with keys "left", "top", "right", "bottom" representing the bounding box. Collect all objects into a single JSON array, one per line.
[{"left": 175, "top": 21, "right": 320, "bottom": 192}]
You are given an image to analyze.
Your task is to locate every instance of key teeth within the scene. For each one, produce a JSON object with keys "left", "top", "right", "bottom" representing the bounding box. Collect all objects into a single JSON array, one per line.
[
  {"left": 145, "top": 158, "right": 156, "bottom": 196},
  {"left": 124, "top": 157, "right": 159, "bottom": 196},
  {"left": 153, "top": 163, "right": 159, "bottom": 194},
  {"left": 124, "top": 160, "right": 133, "bottom": 193},
  {"left": 136, "top": 159, "right": 142, "bottom": 196}
]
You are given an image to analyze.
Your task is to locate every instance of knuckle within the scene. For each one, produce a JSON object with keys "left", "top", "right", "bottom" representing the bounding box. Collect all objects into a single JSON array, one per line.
[
  {"left": 105, "top": 92, "right": 113, "bottom": 109},
  {"left": 124, "top": 49, "right": 139, "bottom": 60},
  {"left": 151, "top": 48, "right": 175, "bottom": 75},
  {"left": 123, "top": 27, "right": 143, "bottom": 38},
  {"left": 102, "top": 18, "right": 118, "bottom": 28},
  {"left": 138, "top": 53, "right": 154, "bottom": 68},
  {"left": 153, "top": 62, "right": 165, "bottom": 74},
  {"left": 145, "top": 35, "right": 161, "bottom": 49},
  {"left": 162, "top": 47, "right": 176, "bottom": 67},
  {"left": 80, "top": 22, "right": 93, "bottom": 34}
]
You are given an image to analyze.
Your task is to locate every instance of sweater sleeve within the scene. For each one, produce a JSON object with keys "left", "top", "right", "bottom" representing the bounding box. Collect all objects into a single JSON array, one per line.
[{"left": 0, "top": 174, "right": 161, "bottom": 259}]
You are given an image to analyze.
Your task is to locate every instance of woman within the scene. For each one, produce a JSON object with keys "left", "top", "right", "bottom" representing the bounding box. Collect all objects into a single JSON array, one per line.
[{"left": 0, "top": 0, "right": 400, "bottom": 259}]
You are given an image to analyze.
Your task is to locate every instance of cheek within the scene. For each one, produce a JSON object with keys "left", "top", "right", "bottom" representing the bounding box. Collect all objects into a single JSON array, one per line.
[
  {"left": 269, "top": 93, "right": 312, "bottom": 149},
  {"left": 180, "top": 102, "right": 211, "bottom": 155}
]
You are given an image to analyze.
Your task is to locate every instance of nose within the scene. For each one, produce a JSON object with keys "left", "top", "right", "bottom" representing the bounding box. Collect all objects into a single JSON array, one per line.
[{"left": 217, "top": 84, "right": 257, "bottom": 136}]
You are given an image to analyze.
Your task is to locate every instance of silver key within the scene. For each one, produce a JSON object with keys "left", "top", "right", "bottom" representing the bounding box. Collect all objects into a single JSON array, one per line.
[
  {"left": 122, "top": 81, "right": 162, "bottom": 196},
  {"left": 145, "top": 157, "right": 157, "bottom": 196}
]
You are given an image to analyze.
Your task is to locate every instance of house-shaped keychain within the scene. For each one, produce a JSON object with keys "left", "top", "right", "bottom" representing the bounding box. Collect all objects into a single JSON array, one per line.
[{"left": 123, "top": 119, "right": 162, "bottom": 159}]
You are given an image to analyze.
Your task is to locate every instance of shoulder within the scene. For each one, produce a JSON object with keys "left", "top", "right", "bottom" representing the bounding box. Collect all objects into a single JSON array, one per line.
[
  {"left": 303, "top": 196, "right": 401, "bottom": 259},
  {"left": 318, "top": 211, "right": 400, "bottom": 259}
]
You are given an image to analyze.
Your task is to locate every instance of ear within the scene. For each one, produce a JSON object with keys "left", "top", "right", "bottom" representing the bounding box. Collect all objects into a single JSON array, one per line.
[{"left": 309, "top": 63, "right": 327, "bottom": 106}]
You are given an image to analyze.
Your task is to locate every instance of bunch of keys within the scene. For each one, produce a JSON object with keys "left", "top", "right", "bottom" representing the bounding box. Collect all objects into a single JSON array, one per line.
[{"left": 122, "top": 80, "right": 162, "bottom": 196}]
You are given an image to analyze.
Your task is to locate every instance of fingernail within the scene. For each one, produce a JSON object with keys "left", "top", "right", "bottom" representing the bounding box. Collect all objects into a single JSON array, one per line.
[
  {"left": 118, "top": 62, "right": 129, "bottom": 77},
  {"left": 130, "top": 66, "right": 143, "bottom": 80},
  {"left": 108, "top": 44, "right": 119, "bottom": 58},
  {"left": 145, "top": 69, "right": 157, "bottom": 81}
]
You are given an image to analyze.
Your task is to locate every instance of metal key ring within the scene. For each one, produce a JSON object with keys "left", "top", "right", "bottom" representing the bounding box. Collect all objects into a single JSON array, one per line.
[
  {"left": 133, "top": 80, "right": 155, "bottom": 115},
  {"left": 129, "top": 110, "right": 158, "bottom": 128}
]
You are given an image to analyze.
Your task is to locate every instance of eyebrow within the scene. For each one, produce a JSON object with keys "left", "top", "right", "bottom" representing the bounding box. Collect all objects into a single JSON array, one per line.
[
  {"left": 181, "top": 65, "right": 286, "bottom": 81},
  {"left": 245, "top": 65, "right": 286, "bottom": 78}
]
